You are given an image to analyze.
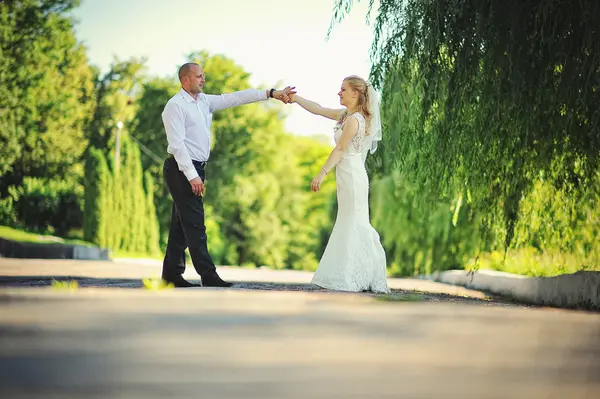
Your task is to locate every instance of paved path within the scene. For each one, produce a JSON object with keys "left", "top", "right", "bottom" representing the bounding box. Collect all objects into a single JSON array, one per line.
[
  {"left": 0, "top": 258, "right": 506, "bottom": 303},
  {"left": 0, "top": 258, "right": 599, "bottom": 398}
]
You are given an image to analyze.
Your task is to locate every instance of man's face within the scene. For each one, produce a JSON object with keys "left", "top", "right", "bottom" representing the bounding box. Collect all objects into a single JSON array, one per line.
[{"left": 185, "top": 65, "right": 206, "bottom": 94}]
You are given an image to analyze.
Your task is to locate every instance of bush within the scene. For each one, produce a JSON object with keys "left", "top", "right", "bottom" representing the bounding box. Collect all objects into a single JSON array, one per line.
[
  {"left": 9, "top": 177, "right": 83, "bottom": 236},
  {"left": 83, "top": 147, "right": 109, "bottom": 245},
  {"left": 0, "top": 196, "right": 16, "bottom": 226}
]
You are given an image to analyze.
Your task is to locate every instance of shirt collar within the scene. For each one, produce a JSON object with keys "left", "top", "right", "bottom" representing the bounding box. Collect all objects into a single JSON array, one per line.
[{"left": 179, "top": 88, "right": 200, "bottom": 103}]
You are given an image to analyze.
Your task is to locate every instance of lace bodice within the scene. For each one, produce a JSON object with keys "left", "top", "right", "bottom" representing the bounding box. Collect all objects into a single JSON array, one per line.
[{"left": 334, "top": 112, "right": 368, "bottom": 156}]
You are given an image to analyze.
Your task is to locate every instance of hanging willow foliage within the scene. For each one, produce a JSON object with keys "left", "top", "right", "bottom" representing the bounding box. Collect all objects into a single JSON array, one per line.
[{"left": 331, "top": 0, "right": 600, "bottom": 250}]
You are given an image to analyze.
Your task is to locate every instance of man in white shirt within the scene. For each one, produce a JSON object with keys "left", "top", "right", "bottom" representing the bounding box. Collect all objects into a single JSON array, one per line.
[{"left": 161, "top": 62, "right": 295, "bottom": 287}]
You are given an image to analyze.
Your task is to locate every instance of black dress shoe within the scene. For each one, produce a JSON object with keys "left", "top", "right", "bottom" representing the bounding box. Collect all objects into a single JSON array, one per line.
[
  {"left": 162, "top": 276, "right": 201, "bottom": 288},
  {"left": 201, "top": 272, "right": 233, "bottom": 287}
]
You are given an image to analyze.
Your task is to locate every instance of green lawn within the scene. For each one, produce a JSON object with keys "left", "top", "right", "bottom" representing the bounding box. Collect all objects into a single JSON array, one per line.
[
  {"left": 0, "top": 225, "right": 95, "bottom": 247},
  {"left": 0, "top": 225, "right": 165, "bottom": 260}
]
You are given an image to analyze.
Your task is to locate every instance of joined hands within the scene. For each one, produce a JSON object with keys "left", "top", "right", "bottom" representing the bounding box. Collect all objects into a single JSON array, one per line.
[{"left": 273, "top": 86, "right": 297, "bottom": 104}]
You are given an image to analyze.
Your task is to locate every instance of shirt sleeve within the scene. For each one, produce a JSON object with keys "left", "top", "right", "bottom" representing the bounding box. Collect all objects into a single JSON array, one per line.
[
  {"left": 162, "top": 101, "right": 199, "bottom": 181},
  {"left": 205, "top": 88, "right": 268, "bottom": 113}
]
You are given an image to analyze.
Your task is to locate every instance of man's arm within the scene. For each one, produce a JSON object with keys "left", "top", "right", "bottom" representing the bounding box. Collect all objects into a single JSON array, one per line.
[
  {"left": 162, "top": 102, "right": 199, "bottom": 181},
  {"left": 206, "top": 87, "right": 294, "bottom": 113}
]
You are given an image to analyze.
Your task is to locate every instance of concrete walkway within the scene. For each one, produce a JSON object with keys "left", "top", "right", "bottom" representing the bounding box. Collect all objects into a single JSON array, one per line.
[
  {"left": 0, "top": 258, "right": 599, "bottom": 398},
  {"left": 0, "top": 258, "right": 497, "bottom": 302}
]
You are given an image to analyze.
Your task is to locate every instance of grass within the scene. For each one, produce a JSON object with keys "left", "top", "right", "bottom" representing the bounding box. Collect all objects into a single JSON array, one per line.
[
  {"left": 465, "top": 247, "right": 600, "bottom": 278},
  {"left": 50, "top": 279, "right": 79, "bottom": 290},
  {"left": 142, "top": 277, "right": 174, "bottom": 290},
  {"left": 377, "top": 293, "right": 425, "bottom": 302},
  {"left": 0, "top": 225, "right": 95, "bottom": 247}
]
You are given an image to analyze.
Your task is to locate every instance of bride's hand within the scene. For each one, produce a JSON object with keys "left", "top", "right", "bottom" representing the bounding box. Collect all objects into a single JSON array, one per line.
[
  {"left": 273, "top": 86, "right": 296, "bottom": 103},
  {"left": 311, "top": 169, "right": 327, "bottom": 192},
  {"left": 283, "top": 86, "right": 296, "bottom": 100}
]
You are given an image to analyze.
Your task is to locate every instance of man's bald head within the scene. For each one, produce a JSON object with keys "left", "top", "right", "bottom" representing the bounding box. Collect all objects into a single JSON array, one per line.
[
  {"left": 178, "top": 62, "right": 201, "bottom": 82},
  {"left": 178, "top": 63, "right": 205, "bottom": 95}
]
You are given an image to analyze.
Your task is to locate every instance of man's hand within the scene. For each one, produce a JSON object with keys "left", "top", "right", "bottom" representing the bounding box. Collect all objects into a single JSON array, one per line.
[
  {"left": 189, "top": 177, "right": 204, "bottom": 196},
  {"left": 273, "top": 86, "right": 296, "bottom": 103}
]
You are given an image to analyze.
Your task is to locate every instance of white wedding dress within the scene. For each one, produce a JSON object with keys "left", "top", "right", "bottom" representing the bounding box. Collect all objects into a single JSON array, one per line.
[{"left": 311, "top": 112, "right": 390, "bottom": 293}]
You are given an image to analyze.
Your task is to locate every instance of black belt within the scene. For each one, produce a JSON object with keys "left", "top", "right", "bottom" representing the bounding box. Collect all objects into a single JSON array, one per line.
[{"left": 168, "top": 154, "right": 207, "bottom": 169}]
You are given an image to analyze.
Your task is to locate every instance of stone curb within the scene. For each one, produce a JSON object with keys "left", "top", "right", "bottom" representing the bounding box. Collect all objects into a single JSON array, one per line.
[{"left": 423, "top": 269, "right": 600, "bottom": 310}]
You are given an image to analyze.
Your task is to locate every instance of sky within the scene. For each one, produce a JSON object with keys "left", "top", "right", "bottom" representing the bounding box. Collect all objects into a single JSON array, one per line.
[{"left": 69, "top": 0, "right": 378, "bottom": 137}]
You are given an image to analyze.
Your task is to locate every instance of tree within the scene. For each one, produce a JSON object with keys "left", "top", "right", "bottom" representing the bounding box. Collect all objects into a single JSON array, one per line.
[
  {"left": 0, "top": 0, "right": 94, "bottom": 192},
  {"left": 83, "top": 136, "right": 160, "bottom": 256},
  {"left": 131, "top": 50, "right": 338, "bottom": 268},
  {"left": 284, "top": 135, "right": 338, "bottom": 271},
  {"left": 85, "top": 58, "right": 146, "bottom": 149},
  {"left": 0, "top": 0, "right": 95, "bottom": 235},
  {"left": 82, "top": 58, "right": 160, "bottom": 256},
  {"left": 330, "top": 0, "right": 600, "bottom": 276}
]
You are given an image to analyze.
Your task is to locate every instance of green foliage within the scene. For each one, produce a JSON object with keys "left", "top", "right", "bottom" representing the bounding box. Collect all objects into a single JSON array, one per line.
[
  {"left": 142, "top": 277, "right": 174, "bottom": 290},
  {"left": 79, "top": 57, "right": 161, "bottom": 256},
  {"left": 204, "top": 204, "right": 226, "bottom": 262},
  {"left": 285, "top": 136, "right": 337, "bottom": 271},
  {"left": 2, "top": 1, "right": 337, "bottom": 268},
  {"left": 371, "top": 170, "right": 480, "bottom": 277},
  {"left": 200, "top": 56, "right": 335, "bottom": 269},
  {"left": 0, "top": 197, "right": 16, "bottom": 226},
  {"left": 132, "top": 50, "right": 336, "bottom": 269},
  {"left": 83, "top": 147, "right": 109, "bottom": 246},
  {"left": 331, "top": 0, "right": 600, "bottom": 277},
  {"left": 85, "top": 58, "right": 146, "bottom": 149},
  {"left": 51, "top": 279, "right": 79, "bottom": 290},
  {"left": 488, "top": 166, "right": 600, "bottom": 276},
  {"left": 130, "top": 77, "right": 179, "bottom": 248},
  {"left": 377, "top": 293, "right": 424, "bottom": 302},
  {"left": 466, "top": 247, "right": 600, "bottom": 278},
  {"left": 132, "top": 77, "right": 178, "bottom": 168},
  {"left": 83, "top": 137, "right": 161, "bottom": 256},
  {"left": 143, "top": 171, "right": 161, "bottom": 255},
  {"left": 0, "top": 0, "right": 94, "bottom": 192},
  {"left": 0, "top": 0, "right": 94, "bottom": 240},
  {"left": 8, "top": 177, "right": 83, "bottom": 236},
  {"left": 0, "top": 225, "right": 92, "bottom": 246}
]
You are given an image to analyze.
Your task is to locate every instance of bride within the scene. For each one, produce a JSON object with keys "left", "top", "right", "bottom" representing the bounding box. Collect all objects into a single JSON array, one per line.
[{"left": 289, "top": 75, "right": 390, "bottom": 294}]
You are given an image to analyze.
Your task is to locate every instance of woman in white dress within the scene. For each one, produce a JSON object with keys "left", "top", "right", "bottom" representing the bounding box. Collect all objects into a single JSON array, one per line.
[{"left": 289, "top": 75, "right": 390, "bottom": 294}]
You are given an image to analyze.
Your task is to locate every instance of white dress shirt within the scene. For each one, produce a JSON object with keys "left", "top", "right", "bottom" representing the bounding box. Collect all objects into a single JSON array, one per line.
[{"left": 162, "top": 88, "right": 268, "bottom": 181}]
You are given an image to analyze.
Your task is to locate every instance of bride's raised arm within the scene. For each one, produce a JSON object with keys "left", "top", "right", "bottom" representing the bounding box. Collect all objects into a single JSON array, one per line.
[{"left": 289, "top": 94, "right": 344, "bottom": 121}]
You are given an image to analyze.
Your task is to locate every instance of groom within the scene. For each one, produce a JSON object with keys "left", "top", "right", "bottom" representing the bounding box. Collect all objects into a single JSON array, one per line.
[{"left": 161, "top": 62, "right": 294, "bottom": 287}]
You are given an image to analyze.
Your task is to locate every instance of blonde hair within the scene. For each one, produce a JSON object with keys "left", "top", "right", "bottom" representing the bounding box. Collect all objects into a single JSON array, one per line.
[{"left": 337, "top": 75, "right": 372, "bottom": 135}]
